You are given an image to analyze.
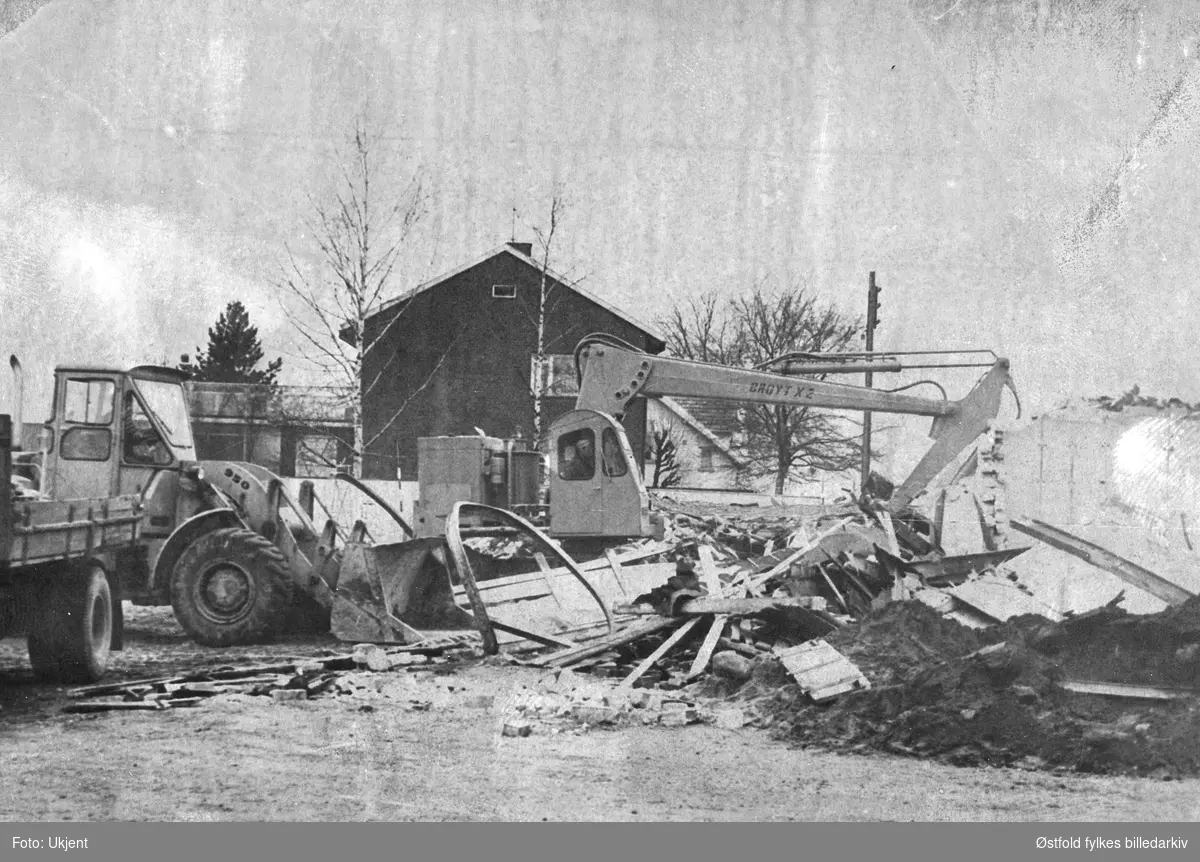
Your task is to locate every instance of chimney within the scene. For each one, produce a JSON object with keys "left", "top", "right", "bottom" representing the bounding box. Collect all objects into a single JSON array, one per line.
[{"left": 507, "top": 241, "right": 533, "bottom": 257}]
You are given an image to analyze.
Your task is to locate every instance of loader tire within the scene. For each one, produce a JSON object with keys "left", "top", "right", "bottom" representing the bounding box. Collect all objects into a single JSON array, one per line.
[
  {"left": 170, "top": 527, "right": 292, "bottom": 647},
  {"left": 27, "top": 563, "right": 114, "bottom": 684}
]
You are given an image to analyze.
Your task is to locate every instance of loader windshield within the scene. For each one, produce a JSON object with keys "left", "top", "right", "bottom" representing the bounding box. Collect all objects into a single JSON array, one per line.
[{"left": 132, "top": 378, "right": 194, "bottom": 449}]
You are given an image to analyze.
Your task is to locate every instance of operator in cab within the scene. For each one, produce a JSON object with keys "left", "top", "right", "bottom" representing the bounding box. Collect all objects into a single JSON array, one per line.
[{"left": 558, "top": 431, "right": 596, "bottom": 480}]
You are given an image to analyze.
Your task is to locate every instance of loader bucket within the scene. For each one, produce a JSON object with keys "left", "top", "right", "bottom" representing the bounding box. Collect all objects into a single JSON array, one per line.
[{"left": 330, "top": 537, "right": 476, "bottom": 644}]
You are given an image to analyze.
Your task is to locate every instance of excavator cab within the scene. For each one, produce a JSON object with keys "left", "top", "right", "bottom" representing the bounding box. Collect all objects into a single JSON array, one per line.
[{"left": 548, "top": 409, "right": 652, "bottom": 538}]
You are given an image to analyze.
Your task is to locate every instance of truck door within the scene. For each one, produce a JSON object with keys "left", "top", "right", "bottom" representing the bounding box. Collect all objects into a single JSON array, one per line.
[
  {"left": 117, "top": 386, "right": 181, "bottom": 539},
  {"left": 46, "top": 376, "right": 119, "bottom": 500}
]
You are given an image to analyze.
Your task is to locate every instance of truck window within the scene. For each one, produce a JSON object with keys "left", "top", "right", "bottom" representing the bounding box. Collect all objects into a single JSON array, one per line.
[
  {"left": 122, "top": 392, "right": 172, "bottom": 466},
  {"left": 557, "top": 429, "right": 595, "bottom": 481},
  {"left": 60, "top": 427, "right": 112, "bottom": 461},
  {"left": 601, "top": 428, "right": 628, "bottom": 478},
  {"left": 63, "top": 379, "right": 115, "bottom": 425},
  {"left": 132, "top": 378, "right": 194, "bottom": 449}
]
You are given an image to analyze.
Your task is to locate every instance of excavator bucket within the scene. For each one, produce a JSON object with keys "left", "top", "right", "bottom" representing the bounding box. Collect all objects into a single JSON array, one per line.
[{"left": 329, "top": 537, "right": 477, "bottom": 643}]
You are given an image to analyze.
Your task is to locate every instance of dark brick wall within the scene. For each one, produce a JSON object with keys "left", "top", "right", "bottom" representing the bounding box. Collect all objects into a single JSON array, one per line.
[{"left": 361, "top": 250, "right": 662, "bottom": 479}]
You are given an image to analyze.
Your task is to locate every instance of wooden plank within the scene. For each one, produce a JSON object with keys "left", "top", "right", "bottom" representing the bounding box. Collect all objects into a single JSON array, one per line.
[
  {"left": 499, "top": 616, "right": 641, "bottom": 652},
  {"left": 536, "top": 617, "right": 680, "bottom": 668},
  {"left": 63, "top": 701, "right": 169, "bottom": 714},
  {"left": 791, "top": 660, "right": 860, "bottom": 692},
  {"left": 488, "top": 619, "right": 578, "bottom": 649},
  {"left": 616, "top": 616, "right": 702, "bottom": 689},
  {"left": 1010, "top": 517, "right": 1194, "bottom": 606},
  {"left": 816, "top": 563, "right": 849, "bottom": 613},
  {"left": 457, "top": 580, "right": 553, "bottom": 605},
  {"left": 809, "top": 679, "right": 868, "bottom": 702},
  {"left": 695, "top": 546, "right": 722, "bottom": 596},
  {"left": 603, "top": 548, "right": 631, "bottom": 595},
  {"left": 451, "top": 562, "right": 675, "bottom": 607},
  {"left": 1059, "top": 680, "right": 1200, "bottom": 700},
  {"left": 685, "top": 614, "right": 729, "bottom": 680},
  {"left": 774, "top": 640, "right": 869, "bottom": 702},
  {"left": 745, "top": 517, "right": 854, "bottom": 594},
  {"left": 532, "top": 552, "right": 566, "bottom": 611},
  {"left": 675, "top": 595, "right": 829, "bottom": 616}
]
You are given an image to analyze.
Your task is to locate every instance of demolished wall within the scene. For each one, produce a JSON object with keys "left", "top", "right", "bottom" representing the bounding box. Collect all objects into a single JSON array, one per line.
[{"left": 972, "top": 399, "right": 1200, "bottom": 615}]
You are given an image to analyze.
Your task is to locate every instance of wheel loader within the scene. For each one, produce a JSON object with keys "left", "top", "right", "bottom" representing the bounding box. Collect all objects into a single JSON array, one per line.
[
  {"left": 24, "top": 336, "right": 1016, "bottom": 652},
  {"left": 29, "top": 364, "right": 477, "bottom": 649}
]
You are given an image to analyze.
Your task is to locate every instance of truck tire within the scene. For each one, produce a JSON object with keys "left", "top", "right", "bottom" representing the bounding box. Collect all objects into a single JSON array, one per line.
[
  {"left": 27, "top": 564, "right": 114, "bottom": 684},
  {"left": 170, "top": 527, "right": 292, "bottom": 647}
]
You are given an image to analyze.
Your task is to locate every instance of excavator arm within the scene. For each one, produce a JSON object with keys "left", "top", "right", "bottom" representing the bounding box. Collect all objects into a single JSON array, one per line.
[{"left": 546, "top": 334, "right": 1017, "bottom": 537}]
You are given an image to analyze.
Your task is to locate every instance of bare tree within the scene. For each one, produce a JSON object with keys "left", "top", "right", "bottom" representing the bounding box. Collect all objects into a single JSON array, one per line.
[
  {"left": 528, "top": 191, "right": 565, "bottom": 449},
  {"left": 517, "top": 188, "right": 592, "bottom": 452},
  {"left": 276, "top": 118, "right": 427, "bottom": 477},
  {"left": 658, "top": 281, "right": 864, "bottom": 495},
  {"left": 660, "top": 291, "right": 744, "bottom": 366}
]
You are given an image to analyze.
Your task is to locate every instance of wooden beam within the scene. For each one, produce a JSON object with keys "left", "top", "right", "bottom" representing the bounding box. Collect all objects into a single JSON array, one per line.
[
  {"left": 617, "top": 616, "right": 702, "bottom": 689},
  {"left": 676, "top": 595, "right": 829, "bottom": 616},
  {"left": 1010, "top": 517, "right": 1194, "bottom": 606},
  {"left": 695, "top": 545, "right": 723, "bottom": 596},
  {"left": 745, "top": 517, "right": 854, "bottom": 593},
  {"left": 603, "top": 548, "right": 631, "bottom": 595},
  {"left": 685, "top": 614, "right": 729, "bottom": 680},
  {"left": 1059, "top": 680, "right": 1200, "bottom": 700},
  {"left": 536, "top": 617, "right": 680, "bottom": 668},
  {"left": 488, "top": 619, "right": 578, "bottom": 649}
]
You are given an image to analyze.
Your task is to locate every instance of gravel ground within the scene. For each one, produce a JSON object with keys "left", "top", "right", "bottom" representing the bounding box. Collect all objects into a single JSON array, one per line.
[{"left": 1, "top": 604, "right": 1199, "bottom": 821}]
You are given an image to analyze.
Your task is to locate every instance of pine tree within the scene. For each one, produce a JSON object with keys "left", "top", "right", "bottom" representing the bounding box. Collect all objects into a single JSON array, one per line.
[{"left": 180, "top": 300, "right": 283, "bottom": 385}]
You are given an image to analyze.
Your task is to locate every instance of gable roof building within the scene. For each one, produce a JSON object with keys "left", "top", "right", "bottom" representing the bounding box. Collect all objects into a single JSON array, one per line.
[{"left": 358, "top": 241, "right": 666, "bottom": 479}]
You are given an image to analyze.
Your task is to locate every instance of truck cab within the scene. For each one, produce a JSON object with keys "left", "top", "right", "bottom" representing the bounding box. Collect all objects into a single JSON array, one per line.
[{"left": 40, "top": 365, "right": 200, "bottom": 592}]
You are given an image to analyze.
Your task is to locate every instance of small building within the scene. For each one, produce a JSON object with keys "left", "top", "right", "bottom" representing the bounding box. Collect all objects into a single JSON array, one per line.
[
  {"left": 186, "top": 382, "right": 354, "bottom": 478},
  {"left": 644, "top": 397, "right": 748, "bottom": 490},
  {"left": 652, "top": 396, "right": 854, "bottom": 502},
  {"left": 357, "top": 241, "right": 666, "bottom": 480}
]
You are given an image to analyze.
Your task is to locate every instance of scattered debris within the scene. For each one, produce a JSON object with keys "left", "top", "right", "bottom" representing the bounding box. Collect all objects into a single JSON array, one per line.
[{"left": 63, "top": 493, "right": 1200, "bottom": 778}]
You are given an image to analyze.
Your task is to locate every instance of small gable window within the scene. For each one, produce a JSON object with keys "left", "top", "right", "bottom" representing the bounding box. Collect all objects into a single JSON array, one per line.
[{"left": 492, "top": 284, "right": 517, "bottom": 299}]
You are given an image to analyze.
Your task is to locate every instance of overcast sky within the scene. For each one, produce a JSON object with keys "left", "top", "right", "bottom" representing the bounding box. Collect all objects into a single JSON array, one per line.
[{"left": 3, "top": 0, "right": 1200, "bottom": 445}]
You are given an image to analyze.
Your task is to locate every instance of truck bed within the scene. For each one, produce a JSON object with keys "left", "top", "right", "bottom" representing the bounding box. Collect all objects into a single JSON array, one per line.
[{"left": 3, "top": 494, "right": 142, "bottom": 570}]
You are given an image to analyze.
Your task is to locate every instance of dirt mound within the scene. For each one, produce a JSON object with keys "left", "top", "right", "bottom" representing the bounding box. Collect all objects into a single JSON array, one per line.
[
  {"left": 759, "top": 598, "right": 1200, "bottom": 778},
  {"left": 823, "top": 600, "right": 984, "bottom": 687}
]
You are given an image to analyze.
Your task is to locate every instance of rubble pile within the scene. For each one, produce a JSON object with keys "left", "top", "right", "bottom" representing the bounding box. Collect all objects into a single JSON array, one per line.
[
  {"left": 1089, "top": 384, "right": 1200, "bottom": 413},
  {"left": 62, "top": 489, "right": 1200, "bottom": 779},
  {"left": 755, "top": 597, "right": 1200, "bottom": 778}
]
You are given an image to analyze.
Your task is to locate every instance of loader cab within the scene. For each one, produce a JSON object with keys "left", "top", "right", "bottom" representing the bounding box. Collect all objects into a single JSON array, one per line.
[
  {"left": 548, "top": 409, "right": 652, "bottom": 538},
  {"left": 42, "top": 367, "right": 195, "bottom": 536}
]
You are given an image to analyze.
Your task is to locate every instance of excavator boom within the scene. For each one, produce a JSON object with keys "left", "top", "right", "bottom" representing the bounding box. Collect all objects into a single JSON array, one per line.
[{"left": 546, "top": 335, "right": 1017, "bottom": 537}]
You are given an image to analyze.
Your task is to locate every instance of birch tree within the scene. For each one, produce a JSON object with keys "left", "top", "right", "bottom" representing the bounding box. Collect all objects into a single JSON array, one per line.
[
  {"left": 277, "top": 119, "right": 427, "bottom": 477},
  {"left": 529, "top": 192, "right": 565, "bottom": 449}
]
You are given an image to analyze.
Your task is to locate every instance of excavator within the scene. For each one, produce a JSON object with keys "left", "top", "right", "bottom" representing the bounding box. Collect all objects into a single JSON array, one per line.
[
  {"left": 541, "top": 333, "right": 1017, "bottom": 538},
  {"left": 15, "top": 334, "right": 1016, "bottom": 670},
  {"left": 375, "top": 333, "right": 1018, "bottom": 647}
]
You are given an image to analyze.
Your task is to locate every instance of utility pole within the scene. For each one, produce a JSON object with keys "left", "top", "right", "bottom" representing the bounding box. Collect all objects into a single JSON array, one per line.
[{"left": 861, "top": 271, "right": 881, "bottom": 496}]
